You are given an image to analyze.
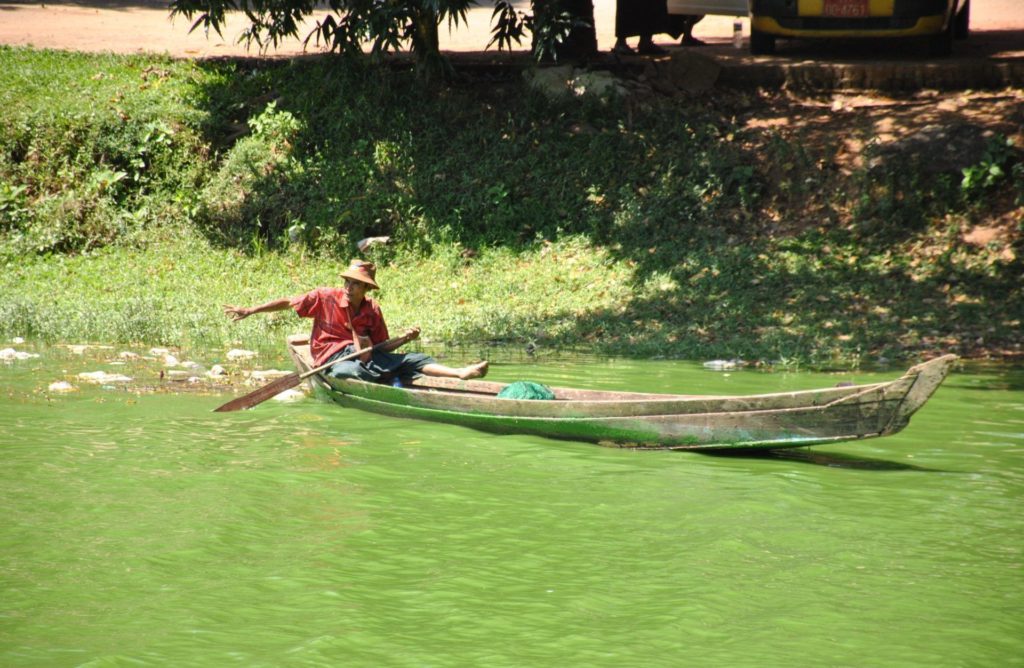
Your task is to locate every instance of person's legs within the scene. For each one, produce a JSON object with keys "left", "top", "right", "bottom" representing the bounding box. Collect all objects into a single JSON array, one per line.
[
  {"left": 421, "top": 361, "right": 489, "bottom": 380},
  {"left": 680, "top": 15, "right": 706, "bottom": 46},
  {"left": 325, "top": 358, "right": 374, "bottom": 381},
  {"left": 324, "top": 345, "right": 382, "bottom": 382},
  {"left": 637, "top": 33, "right": 667, "bottom": 55},
  {"left": 324, "top": 348, "right": 488, "bottom": 383},
  {"left": 613, "top": 0, "right": 633, "bottom": 54},
  {"left": 387, "top": 350, "right": 489, "bottom": 382}
]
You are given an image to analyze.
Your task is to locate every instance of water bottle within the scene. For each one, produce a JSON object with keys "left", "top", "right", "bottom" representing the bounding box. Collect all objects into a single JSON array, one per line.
[{"left": 733, "top": 18, "right": 743, "bottom": 49}]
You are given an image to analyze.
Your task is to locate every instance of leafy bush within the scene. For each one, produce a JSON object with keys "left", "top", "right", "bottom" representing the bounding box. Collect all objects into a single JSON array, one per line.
[
  {"left": 0, "top": 181, "right": 29, "bottom": 230},
  {"left": 1, "top": 48, "right": 1020, "bottom": 364},
  {"left": 199, "top": 101, "right": 306, "bottom": 247},
  {"left": 0, "top": 49, "right": 211, "bottom": 257},
  {"left": 961, "top": 135, "right": 1018, "bottom": 197}
]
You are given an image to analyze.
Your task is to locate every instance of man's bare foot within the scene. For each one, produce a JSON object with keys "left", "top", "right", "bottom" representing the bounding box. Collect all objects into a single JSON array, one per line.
[{"left": 459, "top": 361, "right": 489, "bottom": 380}]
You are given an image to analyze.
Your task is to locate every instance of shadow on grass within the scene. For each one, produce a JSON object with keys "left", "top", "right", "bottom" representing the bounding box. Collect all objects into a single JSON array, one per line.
[{"left": 183, "top": 54, "right": 1022, "bottom": 362}]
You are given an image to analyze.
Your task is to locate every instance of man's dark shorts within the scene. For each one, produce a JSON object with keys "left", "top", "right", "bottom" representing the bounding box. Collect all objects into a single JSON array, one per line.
[{"left": 324, "top": 345, "right": 435, "bottom": 384}]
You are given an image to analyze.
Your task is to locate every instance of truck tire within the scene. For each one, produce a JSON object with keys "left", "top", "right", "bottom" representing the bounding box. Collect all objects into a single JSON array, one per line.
[
  {"left": 927, "top": 19, "right": 954, "bottom": 56},
  {"left": 750, "top": 29, "right": 775, "bottom": 55}
]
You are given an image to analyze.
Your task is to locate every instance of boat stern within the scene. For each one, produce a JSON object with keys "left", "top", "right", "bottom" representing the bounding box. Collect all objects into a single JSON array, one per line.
[{"left": 884, "top": 354, "right": 958, "bottom": 434}]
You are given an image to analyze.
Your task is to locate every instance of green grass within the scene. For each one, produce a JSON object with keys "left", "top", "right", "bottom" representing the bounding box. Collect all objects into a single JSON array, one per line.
[
  {"left": 0, "top": 235, "right": 632, "bottom": 353},
  {"left": 1, "top": 46, "right": 1021, "bottom": 367},
  {"left": 5, "top": 228, "right": 1018, "bottom": 367},
  {"left": 0, "top": 48, "right": 213, "bottom": 256}
]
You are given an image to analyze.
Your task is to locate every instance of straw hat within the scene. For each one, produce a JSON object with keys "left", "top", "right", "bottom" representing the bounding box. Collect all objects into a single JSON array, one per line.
[{"left": 340, "top": 259, "right": 379, "bottom": 289}]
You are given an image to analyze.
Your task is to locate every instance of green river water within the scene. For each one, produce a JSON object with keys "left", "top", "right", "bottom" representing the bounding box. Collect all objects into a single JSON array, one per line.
[{"left": 1, "top": 344, "right": 1022, "bottom": 667}]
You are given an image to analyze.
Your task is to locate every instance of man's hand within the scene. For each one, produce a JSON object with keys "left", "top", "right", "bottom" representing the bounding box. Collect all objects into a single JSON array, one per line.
[
  {"left": 404, "top": 327, "right": 421, "bottom": 341},
  {"left": 223, "top": 298, "right": 292, "bottom": 323},
  {"left": 223, "top": 305, "right": 252, "bottom": 321},
  {"left": 356, "top": 334, "right": 373, "bottom": 363}
]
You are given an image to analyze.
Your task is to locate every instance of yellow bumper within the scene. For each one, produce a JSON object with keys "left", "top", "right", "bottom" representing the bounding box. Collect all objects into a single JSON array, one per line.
[{"left": 751, "top": 14, "right": 947, "bottom": 38}]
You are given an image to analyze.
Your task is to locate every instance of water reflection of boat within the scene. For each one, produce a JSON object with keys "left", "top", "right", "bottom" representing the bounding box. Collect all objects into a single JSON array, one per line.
[{"left": 287, "top": 336, "right": 956, "bottom": 451}]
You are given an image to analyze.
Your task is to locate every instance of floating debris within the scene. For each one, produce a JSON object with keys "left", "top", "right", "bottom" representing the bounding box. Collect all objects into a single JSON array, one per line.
[
  {"left": 78, "top": 371, "right": 133, "bottom": 383},
  {"left": 207, "top": 364, "right": 227, "bottom": 378},
  {"left": 48, "top": 381, "right": 76, "bottom": 393},
  {"left": 525, "top": 65, "right": 628, "bottom": 100},
  {"left": 166, "top": 370, "right": 191, "bottom": 380},
  {"left": 64, "top": 344, "right": 111, "bottom": 354},
  {"left": 118, "top": 351, "right": 140, "bottom": 360},
  {"left": 227, "top": 349, "right": 257, "bottom": 361},
  {"left": 703, "top": 359, "right": 741, "bottom": 371},
  {"left": 249, "top": 369, "right": 292, "bottom": 381},
  {"left": 356, "top": 235, "right": 391, "bottom": 252},
  {"left": 0, "top": 348, "right": 40, "bottom": 361},
  {"left": 273, "top": 388, "right": 307, "bottom": 402}
]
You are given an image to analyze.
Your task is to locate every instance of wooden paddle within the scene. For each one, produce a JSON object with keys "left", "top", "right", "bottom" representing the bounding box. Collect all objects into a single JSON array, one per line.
[{"left": 213, "top": 333, "right": 412, "bottom": 413}]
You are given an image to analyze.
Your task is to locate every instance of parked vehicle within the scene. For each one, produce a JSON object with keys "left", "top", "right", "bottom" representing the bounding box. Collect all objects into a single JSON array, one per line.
[
  {"left": 665, "top": 0, "right": 969, "bottom": 56},
  {"left": 748, "top": 0, "right": 970, "bottom": 56},
  {"left": 666, "top": 0, "right": 749, "bottom": 15}
]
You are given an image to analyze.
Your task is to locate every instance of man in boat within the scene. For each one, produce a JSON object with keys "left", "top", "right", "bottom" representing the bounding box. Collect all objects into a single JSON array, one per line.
[{"left": 222, "top": 260, "right": 488, "bottom": 384}]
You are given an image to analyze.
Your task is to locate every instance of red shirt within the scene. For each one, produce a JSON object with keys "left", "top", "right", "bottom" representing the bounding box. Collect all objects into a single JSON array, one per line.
[{"left": 290, "top": 288, "right": 389, "bottom": 366}]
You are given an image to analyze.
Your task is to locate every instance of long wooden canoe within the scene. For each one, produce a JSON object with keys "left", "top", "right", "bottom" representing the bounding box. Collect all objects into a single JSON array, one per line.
[{"left": 286, "top": 336, "right": 956, "bottom": 451}]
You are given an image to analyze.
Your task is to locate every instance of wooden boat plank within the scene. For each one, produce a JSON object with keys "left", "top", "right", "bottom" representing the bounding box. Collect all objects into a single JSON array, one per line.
[
  {"left": 285, "top": 341, "right": 956, "bottom": 450},
  {"left": 295, "top": 342, "right": 913, "bottom": 418},
  {"left": 316, "top": 389, "right": 902, "bottom": 449},
  {"left": 321, "top": 374, "right": 909, "bottom": 420},
  {"left": 290, "top": 340, "right": 898, "bottom": 406}
]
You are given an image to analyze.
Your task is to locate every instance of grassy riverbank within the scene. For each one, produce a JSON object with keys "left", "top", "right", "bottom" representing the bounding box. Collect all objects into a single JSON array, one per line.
[{"left": 2, "top": 46, "right": 1021, "bottom": 366}]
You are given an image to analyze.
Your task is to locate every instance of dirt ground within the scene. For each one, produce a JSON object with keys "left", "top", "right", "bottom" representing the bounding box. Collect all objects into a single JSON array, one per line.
[{"left": 735, "top": 86, "right": 1023, "bottom": 241}]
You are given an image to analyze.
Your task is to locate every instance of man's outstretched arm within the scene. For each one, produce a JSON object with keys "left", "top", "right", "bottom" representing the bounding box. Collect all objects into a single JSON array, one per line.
[{"left": 223, "top": 298, "right": 293, "bottom": 321}]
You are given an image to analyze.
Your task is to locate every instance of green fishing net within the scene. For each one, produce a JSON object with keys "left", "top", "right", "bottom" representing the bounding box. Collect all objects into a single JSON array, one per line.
[{"left": 496, "top": 381, "right": 556, "bottom": 400}]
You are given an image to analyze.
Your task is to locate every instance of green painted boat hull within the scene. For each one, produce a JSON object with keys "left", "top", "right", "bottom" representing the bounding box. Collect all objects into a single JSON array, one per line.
[{"left": 288, "top": 339, "right": 956, "bottom": 451}]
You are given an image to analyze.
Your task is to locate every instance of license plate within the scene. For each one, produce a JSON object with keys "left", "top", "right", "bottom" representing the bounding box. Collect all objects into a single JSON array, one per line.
[{"left": 822, "top": 0, "right": 869, "bottom": 18}]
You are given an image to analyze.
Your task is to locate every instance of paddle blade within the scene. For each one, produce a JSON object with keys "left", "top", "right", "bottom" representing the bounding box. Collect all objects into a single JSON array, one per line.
[{"left": 213, "top": 372, "right": 301, "bottom": 412}]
